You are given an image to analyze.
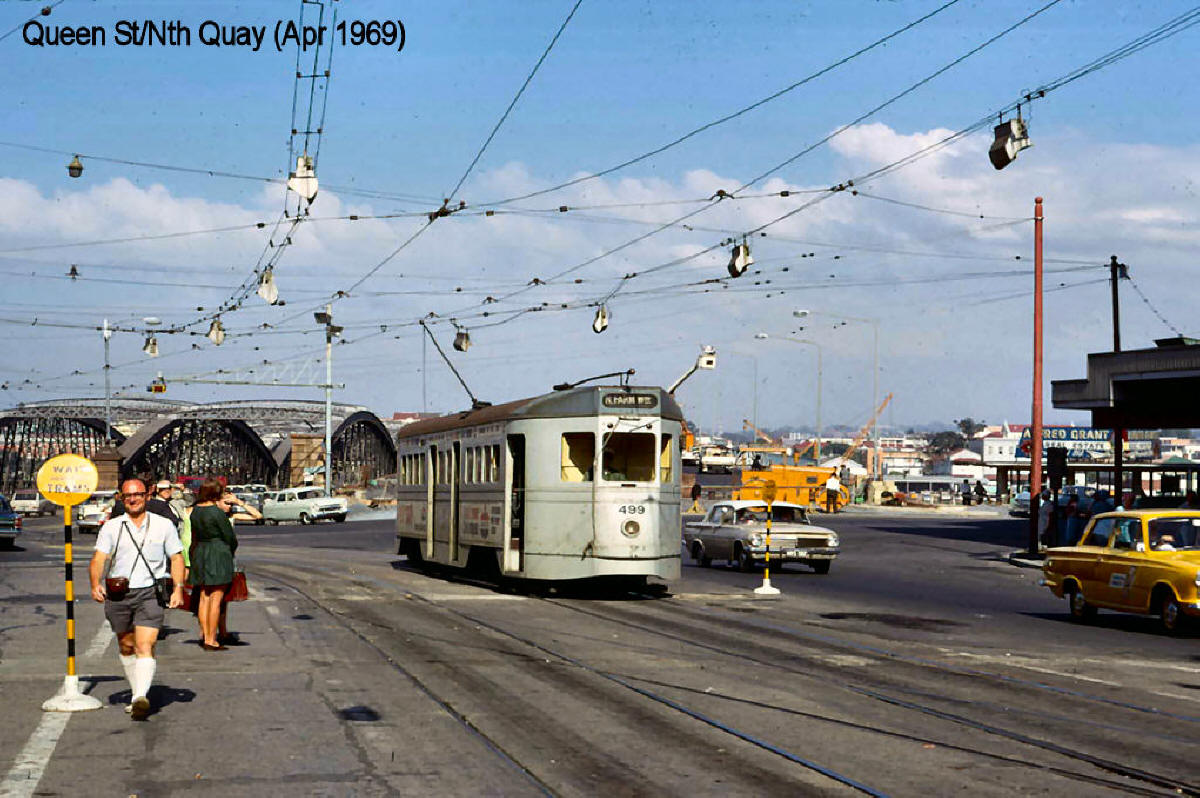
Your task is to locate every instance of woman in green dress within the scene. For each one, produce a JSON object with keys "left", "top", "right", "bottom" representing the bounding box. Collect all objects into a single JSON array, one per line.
[{"left": 187, "top": 478, "right": 238, "bottom": 651}]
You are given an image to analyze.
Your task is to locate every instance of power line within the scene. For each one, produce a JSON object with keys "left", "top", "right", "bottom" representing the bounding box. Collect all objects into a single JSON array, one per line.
[
  {"left": 479, "top": 0, "right": 966, "bottom": 207},
  {"left": 1126, "top": 273, "right": 1184, "bottom": 336},
  {"left": 447, "top": 0, "right": 585, "bottom": 202},
  {"left": 0, "top": 1, "right": 65, "bottom": 45}
]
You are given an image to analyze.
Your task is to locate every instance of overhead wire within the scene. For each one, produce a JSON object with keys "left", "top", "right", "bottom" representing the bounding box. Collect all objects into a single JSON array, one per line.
[
  {"left": 0, "top": 1, "right": 65, "bottom": 45},
  {"left": 1126, "top": 273, "right": 1184, "bottom": 336},
  {"left": 446, "top": 0, "right": 584, "bottom": 202}
]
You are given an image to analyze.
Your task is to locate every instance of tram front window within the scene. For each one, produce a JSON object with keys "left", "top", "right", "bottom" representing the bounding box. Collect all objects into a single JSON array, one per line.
[
  {"left": 561, "top": 433, "right": 595, "bottom": 482},
  {"left": 603, "top": 432, "right": 655, "bottom": 482}
]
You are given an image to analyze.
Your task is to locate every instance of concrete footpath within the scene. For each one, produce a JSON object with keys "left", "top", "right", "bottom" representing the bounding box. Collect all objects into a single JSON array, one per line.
[{"left": 0, "top": 553, "right": 511, "bottom": 796}]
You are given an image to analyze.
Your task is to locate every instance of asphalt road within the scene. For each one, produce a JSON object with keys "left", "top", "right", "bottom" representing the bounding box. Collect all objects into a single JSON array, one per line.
[{"left": 3, "top": 509, "right": 1198, "bottom": 796}]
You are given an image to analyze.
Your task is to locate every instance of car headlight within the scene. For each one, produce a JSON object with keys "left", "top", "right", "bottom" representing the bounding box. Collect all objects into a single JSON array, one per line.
[
  {"left": 749, "top": 534, "right": 763, "bottom": 546},
  {"left": 828, "top": 533, "right": 839, "bottom": 547}
]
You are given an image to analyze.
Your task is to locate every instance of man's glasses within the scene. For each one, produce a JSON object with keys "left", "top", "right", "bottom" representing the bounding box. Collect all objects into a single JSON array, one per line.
[{"left": 123, "top": 492, "right": 147, "bottom": 498}]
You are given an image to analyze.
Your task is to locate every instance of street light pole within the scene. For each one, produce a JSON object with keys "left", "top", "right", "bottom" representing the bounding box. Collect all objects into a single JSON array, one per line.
[
  {"left": 757, "top": 334, "right": 822, "bottom": 461},
  {"left": 314, "top": 305, "right": 343, "bottom": 498},
  {"left": 102, "top": 319, "right": 112, "bottom": 440}
]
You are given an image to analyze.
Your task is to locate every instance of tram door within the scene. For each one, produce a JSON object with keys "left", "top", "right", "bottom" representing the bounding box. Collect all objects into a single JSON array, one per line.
[
  {"left": 425, "top": 445, "right": 437, "bottom": 559},
  {"left": 450, "top": 441, "right": 461, "bottom": 563},
  {"left": 506, "top": 434, "right": 525, "bottom": 572}
]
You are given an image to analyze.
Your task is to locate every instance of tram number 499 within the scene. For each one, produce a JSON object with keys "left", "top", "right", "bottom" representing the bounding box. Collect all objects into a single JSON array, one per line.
[{"left": 618, "top": 505, "right": 647, "bottom": 515}]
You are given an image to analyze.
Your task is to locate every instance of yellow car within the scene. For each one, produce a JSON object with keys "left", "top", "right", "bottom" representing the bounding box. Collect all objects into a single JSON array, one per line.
[{"left": 1041, "top": 510, "right": 1200, "bottom": 634}]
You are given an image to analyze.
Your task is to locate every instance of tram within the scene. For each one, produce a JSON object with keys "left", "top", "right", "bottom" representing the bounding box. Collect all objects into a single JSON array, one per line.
[{"left": 394, "top": 384, "right": 683, "bottom": 584}]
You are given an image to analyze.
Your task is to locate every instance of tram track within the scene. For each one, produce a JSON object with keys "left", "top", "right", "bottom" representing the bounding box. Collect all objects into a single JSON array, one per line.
[
  {"left": 541, "top": 596, "right": 1200, "bottom": 796},
  {"left": 246, "top": 551, "right": 1196, "bottom": 795},
  {"left": 251, "top": 557, "right": 867, "bottom": 796}
]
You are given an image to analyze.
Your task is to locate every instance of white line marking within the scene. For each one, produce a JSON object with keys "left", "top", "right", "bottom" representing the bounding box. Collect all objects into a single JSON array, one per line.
[
  {"left": 1, "top": 712, "right": 70, "bottom": 798},
  {"left": 81, "top": 623, "right": 113, "bottom": 661},
  {"left": 265, "top": 605, "right": 280, "bottom": 617}
]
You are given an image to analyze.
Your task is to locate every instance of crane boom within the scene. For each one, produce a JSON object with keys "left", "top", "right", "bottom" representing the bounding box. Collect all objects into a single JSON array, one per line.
[
  {"left": 839, "top": 393, "right": 894, "bottom": 466},
  {"left": 742, "top": 419, "right": 779, "bottom": 446}
]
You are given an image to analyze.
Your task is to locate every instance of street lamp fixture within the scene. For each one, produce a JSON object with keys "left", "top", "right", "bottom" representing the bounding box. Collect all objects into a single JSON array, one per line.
[
  {"left": 315, "top": 305, "right": 341, "bottom": 497},
  {"left": 755, "top": 332, "right": 823, "bottom": 462},
  {"left": 207, "top": 318, "right": 226, "bottom": 346},
  {"left": 67, "top": 155, "right": 83, "bottom": 178}
]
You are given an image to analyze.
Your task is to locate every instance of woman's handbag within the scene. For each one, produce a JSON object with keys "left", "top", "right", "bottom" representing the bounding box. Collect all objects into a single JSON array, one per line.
[{"left": 226, "top": 567, "right": 249, "bottom": 602}]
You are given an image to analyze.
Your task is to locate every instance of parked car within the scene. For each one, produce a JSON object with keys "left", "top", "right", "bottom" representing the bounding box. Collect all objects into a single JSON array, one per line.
[
  {"left": 684, "top": 499, "right": 840, "bottom": 574},
  {"left": 262, "top": 487, "right": 348, "bottom": 525},
  {"left": 11, "top": 489, "right": 56, "bottom": 517},
  {"left": 1041, "top": 510, "right": 1200, "bottom": 634},
  {"left": 1010, "top": 490, "right": 1031, "bottom": 517},
  {"left": 0, "top": 495, "right": 22, "bottom": 548},
  {"left": 76, "top": 490, "right": 117, "bottom": 534}
]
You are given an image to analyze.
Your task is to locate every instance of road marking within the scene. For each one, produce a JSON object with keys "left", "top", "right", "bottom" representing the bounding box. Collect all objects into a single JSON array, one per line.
[
  {"left": 422, "top": 594, "right": 526, "bottom": 602},
  {"left": 1, "top": 712, "right": 70, "bottom": 798},
  {"left": 82, "top": 623, "right": 113, "bottom": 661},
  {"left": 265, "top": 605, "right": 281, "bottom": 617}
]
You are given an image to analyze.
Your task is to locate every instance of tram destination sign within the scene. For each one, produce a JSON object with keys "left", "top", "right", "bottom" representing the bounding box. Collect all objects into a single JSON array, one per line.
[{"left": 602, "top": 393, "right": 658, "bottom": 409}]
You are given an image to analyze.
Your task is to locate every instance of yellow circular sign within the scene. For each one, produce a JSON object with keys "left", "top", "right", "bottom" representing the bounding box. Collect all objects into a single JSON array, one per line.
[{"left": 36, "top": 454, "right": 99, "bottom": 507}]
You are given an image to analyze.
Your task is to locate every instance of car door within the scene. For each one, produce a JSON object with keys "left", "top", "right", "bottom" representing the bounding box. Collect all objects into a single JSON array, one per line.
[
  {"left": 1068, "top": 517, "right": 1114, "bottom": 598},
  {"left": 703, "top": 505, "right": 735, "bottom": 560},
  {"left": 1093, "top": 517, "right": 1143, "bottom": 608}
]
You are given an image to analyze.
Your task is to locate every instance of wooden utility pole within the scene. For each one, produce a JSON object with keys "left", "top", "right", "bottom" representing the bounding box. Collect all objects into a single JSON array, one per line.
[
  {"left": 1110, "top": 255, "right": 1126, "bottom": 503},
  {"left": 1028, "top": 197, "right": 1044, "bottom": 556}
]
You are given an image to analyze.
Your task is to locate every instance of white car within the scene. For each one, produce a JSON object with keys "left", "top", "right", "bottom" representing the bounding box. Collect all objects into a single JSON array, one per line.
[
  {"left": 76, "top": 491, "right": 117, "bottom": 533},
  {"left": 11, "top": 489, "right": 56, "bottom": 517},
  {"left": 684, "top": 499, "right": 841, "bottom": 574},
  {"left": 262, "top": 488, "right": 348, "bottom": 525}
]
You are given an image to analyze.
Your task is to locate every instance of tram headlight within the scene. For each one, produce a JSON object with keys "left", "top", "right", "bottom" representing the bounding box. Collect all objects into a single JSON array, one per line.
[{"left": 622, "top": 519, "right": 641, "bottom": 537}]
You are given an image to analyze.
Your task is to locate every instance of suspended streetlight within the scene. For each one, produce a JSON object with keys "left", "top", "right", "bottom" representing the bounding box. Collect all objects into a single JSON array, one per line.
[
  {"left": 67, "top": 155, "right": 83, "bottom": 179},
  {"left": 287, "top": 153, "right": 319, "bottom": 203},
  {"left": 67, "top": 264, "right": 79, "bottom": 280},
  {"left": 727, "top": 237, "right": 753, "bottom": 278},
  {"left": 142, "top": 335, "right": 159, "bottom": 357},
  {"left": 207, "top": 318, "right": 226, "bottom": 346},
  {"left": 989, "top": 115, "right": 1032, "bottom": 170},
  {"left": 257, "top": 267, "right": 280, "bottom": 304},
  {"left": 453, "top": 327, "right": 471, "bottom": 352},
  {"left": 592, "top": 304, "right": 609, "bottom": 334}
]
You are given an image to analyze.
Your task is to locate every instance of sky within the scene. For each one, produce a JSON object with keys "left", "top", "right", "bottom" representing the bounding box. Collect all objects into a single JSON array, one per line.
[{"left": 2, "top": 0, "right": 1198, "bottom": 437}]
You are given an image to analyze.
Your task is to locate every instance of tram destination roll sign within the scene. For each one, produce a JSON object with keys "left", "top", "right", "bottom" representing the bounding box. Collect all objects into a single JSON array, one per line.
[{"left": 603, "top": 393, "right": 658, "bottom": 409}]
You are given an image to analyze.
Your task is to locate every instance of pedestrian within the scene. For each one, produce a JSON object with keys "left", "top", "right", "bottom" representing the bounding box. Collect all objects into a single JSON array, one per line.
[
  {"left": 88, "top": 478, "right": 184, "bottom": 719},
  {"left": 1090, "top": 489, "right": 1115, "bottom": 516},
  {"left": 1179, "top": 490, "right": 1200, "bottom": 509},
  {"left": 147, "top": 479, "right": 181, "bottom": 527},
  {"left": 960, "top": 479, "right": 972, "bottom": 507},
  {"left": 689, "top": 481, "right": 702, "bottom": 513},
  {"left": 187, "top": 478, "right": 239, "bottom": 651},
  {"left": 973, "top": 480, "right": 987, "bottom": 505},
  {"left": 1057, "top": 494, "right": 1079, "bottom": 546},
  {"left": 823, "top": 472, "right": 841, "bottom": 513},
  {"left": 1036, "top": 488, "right": 1054, "bottom": 547}
]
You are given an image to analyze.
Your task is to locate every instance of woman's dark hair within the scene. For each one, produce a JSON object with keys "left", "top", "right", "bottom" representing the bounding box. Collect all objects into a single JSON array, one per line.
[{"left": 196, "top": 478, "right": 225, "bottom": 503}]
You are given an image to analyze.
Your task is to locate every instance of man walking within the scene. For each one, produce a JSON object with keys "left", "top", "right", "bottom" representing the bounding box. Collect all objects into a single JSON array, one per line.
[
  {"left": 147, "top": 479, "right": 181, "bottom": 528},
  {"left": 89, "top": 478, "right": 184, "bottom": 719}
]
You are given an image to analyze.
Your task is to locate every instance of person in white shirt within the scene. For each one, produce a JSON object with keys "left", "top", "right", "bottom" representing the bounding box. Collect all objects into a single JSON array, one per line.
[
  {"left": 88, "top": 478, "right": 184, "bottom": 719},
  {"left": 824, "top": 474, "right": 841, "bottom": 513}
]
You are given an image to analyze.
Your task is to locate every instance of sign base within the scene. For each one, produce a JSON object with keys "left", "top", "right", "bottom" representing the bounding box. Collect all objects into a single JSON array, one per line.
[
  {"left": 753, "top": 578, "right": 781, "bottom": 596},
  {"left": 42, "top": 675, "right": 103, "bottom": 712}
]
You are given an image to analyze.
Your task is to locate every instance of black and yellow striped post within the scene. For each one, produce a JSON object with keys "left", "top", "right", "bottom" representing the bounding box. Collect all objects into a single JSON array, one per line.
[
  {"left": 37, "top": 454, "right": 103, "bottom": 712},
  {"left": 750, "top": 478, "right": 781, "bottom": 596}
]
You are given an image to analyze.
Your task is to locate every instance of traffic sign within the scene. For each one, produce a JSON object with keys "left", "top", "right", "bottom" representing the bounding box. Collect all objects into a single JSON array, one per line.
[{"left": 36, "top": 454, "right": 99, "bottom": 506}]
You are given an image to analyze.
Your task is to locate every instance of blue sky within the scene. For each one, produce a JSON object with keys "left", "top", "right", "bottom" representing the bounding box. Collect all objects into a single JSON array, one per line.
[{"left": 2, "top": 0, "right": 1198, "bottom": 435}]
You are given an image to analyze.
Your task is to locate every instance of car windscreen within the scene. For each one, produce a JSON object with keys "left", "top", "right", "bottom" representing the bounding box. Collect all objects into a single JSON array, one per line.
[{"left": 14, "top": 490, "right": 36, "bottom": 500}]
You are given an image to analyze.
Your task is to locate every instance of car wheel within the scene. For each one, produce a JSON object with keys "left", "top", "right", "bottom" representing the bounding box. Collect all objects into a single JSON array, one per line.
[
  {"left": 334, "top": 514, "right": 346, "bottom": 523},
  {"left": 255, "top": 519, "right": 264, "bottom": 526},
  {"left": 736, "top": 544, "right": 755, "bottom": 573},
  {"left": 1159, "top": 590, "right": 1185, "bottom": 635},
  {"left": 811, "top": 560, "right": 831, "bottom": 575},
  {"left": 1066, "top": 585, "right": 1095, "bottom": 622},
  {"left": 690, "top": 541, "right": 711, "bottom": 567},
  {"left": 299, "top": 512, "right": 311, "bottom": 525}
]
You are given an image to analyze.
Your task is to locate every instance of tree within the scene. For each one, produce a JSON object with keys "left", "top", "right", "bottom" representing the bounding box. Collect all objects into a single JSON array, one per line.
[
  {"left": 955, "top": 417, "right": 985, "bottom": 437},
  {"left": 927, "top": 431, "right": 965, "bottom": 456}
]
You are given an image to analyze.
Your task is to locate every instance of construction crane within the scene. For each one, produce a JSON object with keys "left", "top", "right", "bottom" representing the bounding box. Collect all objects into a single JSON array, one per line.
[
  {"left": 742, "top": 419, "right": 779, "bottom": 445},
  {"left": 838, "top": 392, "right": 894, "bottom": 472}
]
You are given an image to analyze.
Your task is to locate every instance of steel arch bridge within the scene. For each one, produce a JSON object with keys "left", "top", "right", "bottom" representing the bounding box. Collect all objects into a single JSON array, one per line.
[
  {"left": 0, "top": 416, "right": 123, "bottom": 496},
  {"left": 1, "top": 399, "right": 397, "bottom": 493}
]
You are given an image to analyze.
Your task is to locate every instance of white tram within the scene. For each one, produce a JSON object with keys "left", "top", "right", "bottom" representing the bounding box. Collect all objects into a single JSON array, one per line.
[{"left": 394, "top": 385, "right": 683, "bottom": 583}]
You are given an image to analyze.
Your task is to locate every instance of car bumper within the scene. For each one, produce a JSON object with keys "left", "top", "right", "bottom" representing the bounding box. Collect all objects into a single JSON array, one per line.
[
  {"left": 310, "top": 508, "right": 346, "bottom": 520},
  {"left": 749, "top": 546, "right": 840, "bottom": 561},
  {"left": 0, "top": 527, "right": 20, "bottom": 540}
]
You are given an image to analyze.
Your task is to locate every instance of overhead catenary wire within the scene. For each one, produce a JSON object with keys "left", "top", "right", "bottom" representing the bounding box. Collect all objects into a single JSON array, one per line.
[
  {"left": 446, "top": 0, "right": 585, "bottom": 203},
  {"left": 1126, "top": 273, "right": 1185, "bottom": 336},
  {"left": 0, "top": 1, "right": 65, "bottom": 45}
]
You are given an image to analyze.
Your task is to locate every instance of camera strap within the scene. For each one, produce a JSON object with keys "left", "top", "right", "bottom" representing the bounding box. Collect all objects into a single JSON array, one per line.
[{"left": 119, "top": 518, "right": 159, "bottom": 584}]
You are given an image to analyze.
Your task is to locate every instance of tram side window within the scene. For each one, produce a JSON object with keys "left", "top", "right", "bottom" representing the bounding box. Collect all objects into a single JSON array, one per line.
[
  {"left": 603, "top": 432, "right": 655, "bottom": 482},
  {"left": 659, "top": 434, "right": 673, "bottom": 483},
  {"left": 561, "top": 433, "right": 595, "bottom": 482},
  {"left": 465, "top": 448, "right": 476, "bottom": 484},
  {"left": 488, "top": 444, "right": 499, "bottom": 483}
]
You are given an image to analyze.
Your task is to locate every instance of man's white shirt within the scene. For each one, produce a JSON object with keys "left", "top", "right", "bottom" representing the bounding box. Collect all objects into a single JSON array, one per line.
[{"left": 95, "top": 513, "right": 183, "bottom": 589}]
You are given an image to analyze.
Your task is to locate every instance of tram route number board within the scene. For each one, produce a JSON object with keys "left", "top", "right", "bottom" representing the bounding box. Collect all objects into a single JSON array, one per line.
[{"left": 602, "top": 393, "right": 658, "bottom": 409}]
